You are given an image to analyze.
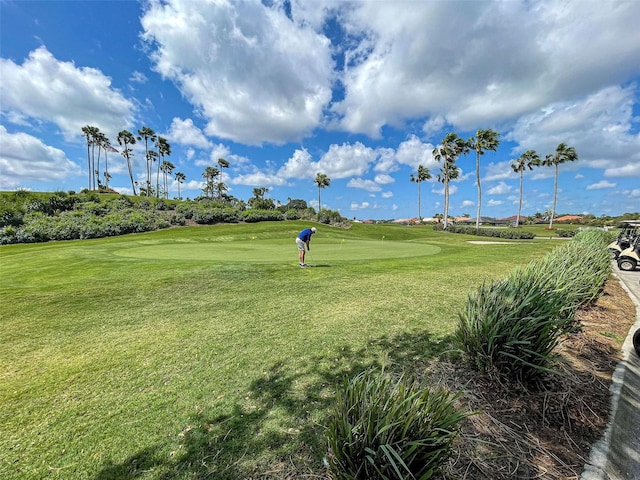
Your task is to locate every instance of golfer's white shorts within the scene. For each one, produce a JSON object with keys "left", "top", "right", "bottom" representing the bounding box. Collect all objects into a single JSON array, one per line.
[{"left": 296, "top": 237, "right": 305, "bottom": 251}]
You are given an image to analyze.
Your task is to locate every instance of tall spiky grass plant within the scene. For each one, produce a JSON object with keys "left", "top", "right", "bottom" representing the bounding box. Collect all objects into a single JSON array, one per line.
[
  {"left": 456, "top": 272, "right": 573, "bottom": 382},
  {"left": 456, "top": 230, "right": 611, "bottom": 384},
  {"left": 326, "top": 370, "right": 467, "bottom": 480}
]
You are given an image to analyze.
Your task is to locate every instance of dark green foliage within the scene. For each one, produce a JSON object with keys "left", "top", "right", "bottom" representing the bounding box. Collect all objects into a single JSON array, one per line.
[
  {"left": 456, "top": 229, "right": 611, "bottom": 384},
  {"left": 192, "top": 207, "right": 240, "bottom": 224},
  {"left": 326, "top": 370, "right": 467, "bottom": 480},
  {"left": 0, "top": 191, "right": 350, "bottom": 244},
  {"left": 284, "top": 209, "right": 300, "bottom": 220},
  {"left": 240, "top": 209, "right": 284, "bottom": 223},
  {"left": 318, "top": 208, "right": 346, "bottom": 225},
  {"left": 555, "top": 228, "right": 576, "bottom": 237},
  {"left": 0, "top": 205, "right": 23, "bottom": 228},
  {"left": 432, "top": 223, "right": 535, "bottom": 239}
]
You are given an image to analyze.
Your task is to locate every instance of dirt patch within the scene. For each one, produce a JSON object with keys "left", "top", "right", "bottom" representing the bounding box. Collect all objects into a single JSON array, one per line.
[{"left": 432, "top": 278, "right": 636, "bottom": 480}]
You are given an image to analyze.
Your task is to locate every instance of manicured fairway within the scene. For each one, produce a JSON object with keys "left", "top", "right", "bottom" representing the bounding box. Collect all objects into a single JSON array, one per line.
[{"left": 0, "top": 222, "right": 556, "bottom": 479}]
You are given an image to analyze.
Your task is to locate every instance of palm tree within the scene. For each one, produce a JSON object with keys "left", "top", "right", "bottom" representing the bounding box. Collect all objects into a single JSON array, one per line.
[
  {"left": 202, "top": 166, "right": 219, "bottom": 199},
  {"left": 101, "top": 137, "right": 118, "bottom": 189},
  {"left": 156, "top": 137, "right": 171, "bottom": 198},
  {"left": 81, "top": 125, "right": 99, "bottom": 190},
  {"left": 175, "top": 172, "right": 186, "bottom": 200},
  {"left": 433, "top": 132, "right": 468, "bottom": 229},
  {"left": 468, "top": 128, "right": 500, "bottom": 229},
  {"left": 511, "top": 150, "right": 540, "bottom": 227},
  {"left": 314, "top": 173, "right": 331, "bottom": 220},
  {"left": 542, "top": 142, "right": 578, "bottom": 229},
  {"left": 93, "top": 130, "right": 109, "bottom": 189},
  {"left": 145, "top": 150, "right": 158, "bottom": 196},
  {"left": 217, "top": 157, "right": 230, "bottom": 199},
  {"left": 161, "top": 160, "right": 175, "bottom": 199},
  {"left": 117, "top": 130, "right": 137, "bottom": 196},
  {"left": 137, "top": 126, "right": 157, "bottom": 196},
  {"left": 410, "top": 165, "right": 432, "bottom": 221}
]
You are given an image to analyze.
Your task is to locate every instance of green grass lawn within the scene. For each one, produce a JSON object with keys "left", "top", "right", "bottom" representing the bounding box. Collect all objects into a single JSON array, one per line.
[{"left": 0, "top": 222, "right": 557, "bottom": 479}]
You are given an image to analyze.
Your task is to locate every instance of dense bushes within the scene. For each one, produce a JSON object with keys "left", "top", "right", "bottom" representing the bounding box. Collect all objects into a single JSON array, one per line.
[
  {"left": 455, "top": 229, "right": 611, "bottom": 384},
  {"left": 0, "top": 209, "right": 174, "bottom": 243},
  {"left": 326, "top": 370, "right": 466, "bottom": 480},
  {"left": 0, "top": 191, "right": 351, "bottom": 244},
  {"left": 433, "top": 223, "right": 535, "bottom": 239}
]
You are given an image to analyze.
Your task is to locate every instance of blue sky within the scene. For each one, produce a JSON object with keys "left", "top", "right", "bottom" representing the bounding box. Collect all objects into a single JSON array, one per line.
[{"left": 1, "top": 0, "right": 639, "bottom": 220}]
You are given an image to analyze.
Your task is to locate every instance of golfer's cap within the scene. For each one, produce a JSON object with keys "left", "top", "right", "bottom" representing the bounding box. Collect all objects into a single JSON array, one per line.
[{"left": 311, "top": 227, "right": 317, "bottom": 233}]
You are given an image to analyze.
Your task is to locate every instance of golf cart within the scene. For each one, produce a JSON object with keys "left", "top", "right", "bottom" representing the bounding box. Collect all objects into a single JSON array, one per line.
[
  {"left": 609, "top": 220, "right": 640, "bottom": 259},
  {"left": 617, "top": 234, "right": 640, "bottom": 271}
]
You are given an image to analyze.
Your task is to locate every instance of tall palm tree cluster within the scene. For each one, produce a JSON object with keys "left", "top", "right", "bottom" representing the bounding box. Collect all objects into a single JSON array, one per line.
[
  {"left": 81, "top": 125, "right": 186, "bottom": 199},
  {"left": 414, "top": 130, "right": 578, "bottom": 230},
  {"left": 201, "top": 158, "right": 230, "bottom": 200}
]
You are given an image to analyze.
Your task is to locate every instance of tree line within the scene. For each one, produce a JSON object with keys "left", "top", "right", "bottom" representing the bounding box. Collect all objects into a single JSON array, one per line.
[
  {"left": 411, "top": 128, "right": 578, "bottom": 229},
  {"left": 81, "top": 126, "right": 334, "bottom": 217},
  {"left": 81, "top": 125, "right": 185, "bottom": 199}
]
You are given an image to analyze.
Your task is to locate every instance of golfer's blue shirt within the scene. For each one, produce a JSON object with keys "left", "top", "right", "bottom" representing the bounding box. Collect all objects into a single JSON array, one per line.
[{"left": 298, "top": 228, "right": 313, "bottom": 242}]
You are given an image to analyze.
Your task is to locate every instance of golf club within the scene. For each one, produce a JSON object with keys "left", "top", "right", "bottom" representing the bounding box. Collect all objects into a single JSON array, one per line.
[{"left": 306, "top": 249, "right": 313, "bottom": 266}]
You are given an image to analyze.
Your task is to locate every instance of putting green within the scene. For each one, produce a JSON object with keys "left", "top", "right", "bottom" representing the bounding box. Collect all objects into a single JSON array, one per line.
[{"left": 113, "top": 239, "right": 441, "bottom": 263}]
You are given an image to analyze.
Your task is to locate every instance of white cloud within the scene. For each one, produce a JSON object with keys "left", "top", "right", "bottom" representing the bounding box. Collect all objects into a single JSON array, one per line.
[
  {"left": 394, "top": 135, "right": 437, "bottom": 169},
  {"left": 0, "top": 126, "right": 81, "bottom": 189},
  {"left": 433, "top": 185, "right": 458, "bottom": 196},
  {"left": 487, "top": 181, "right": 512, "bottom": 195},
  {"left": 350, "top": 201, "right": 370, "bottom": 210},
  {"left": 484, "top": 161, "right": 517, "bottom": 182},
  {"left": 381, "top": 191, "right": 393, "bottom": 198},
  {"left": 347, "top": 178, "right": 381, "bottom": 192},
  {"left": 586, "top": 180, "right": 616, "bottom": 190},
  {"left": 509, "top": 85, "right": 640, "bottom": 175},
  {"left": 130, "top": 71, "right": 148, "bottom": 84},
  {"left": 604, "top": 162, "right": 640, "bottom": 177},
  {"left": 487, "top": 199, "right": 503, "bottom": 207},
  {"left": 461, "top": 200, "right": 474, "bottom": 207},
  {"left": 165, "top": 118, "right": 211, "bottom": 149},
  {"left": 333, "top": 1, "right": 640, "bottom": 136},
  {"left": 0, "top": 46, "right": 135, "bottom": 140},
  {"left": 278, "top": 148, "right": 315, "bottom": 179},
  {"left": 374, "top": 173, "right": 394, "bottom": 184},
  {"left": 317, "top": 142, "right": 377, "bottom": 179},
  {"left": 422, "top": 115, "right": 447, "bottom": 138},
  {"left": 140, "top": 0, "right": 333, "bottom": 145}
]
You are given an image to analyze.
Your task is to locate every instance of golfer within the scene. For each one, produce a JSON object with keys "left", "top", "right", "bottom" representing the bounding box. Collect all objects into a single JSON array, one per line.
[{"left": 296, "top": 227, "right": 316, "bottom": 267}]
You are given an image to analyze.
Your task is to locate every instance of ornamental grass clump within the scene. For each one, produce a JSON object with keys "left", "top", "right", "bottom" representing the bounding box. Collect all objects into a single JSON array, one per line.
[
  {"left": 456, "top": 230, "right": 611, "bottom": 384},
  {"left": 326, "top": 370, "right": 467, "bottom": 480},
  {"left": 455, "top": 271, "right": 573, "bottom": 383}
]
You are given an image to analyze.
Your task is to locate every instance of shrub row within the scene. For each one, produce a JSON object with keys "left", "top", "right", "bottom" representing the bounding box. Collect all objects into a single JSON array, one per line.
[
  {"left": 0, "top": 210, "right": 181, "bottom": 244},
  {"left": 455, "top": 229, "right": 611, "bottom": 384},
  {"left": 433, "top": 223, "right": 535, "bottom": 239}
]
